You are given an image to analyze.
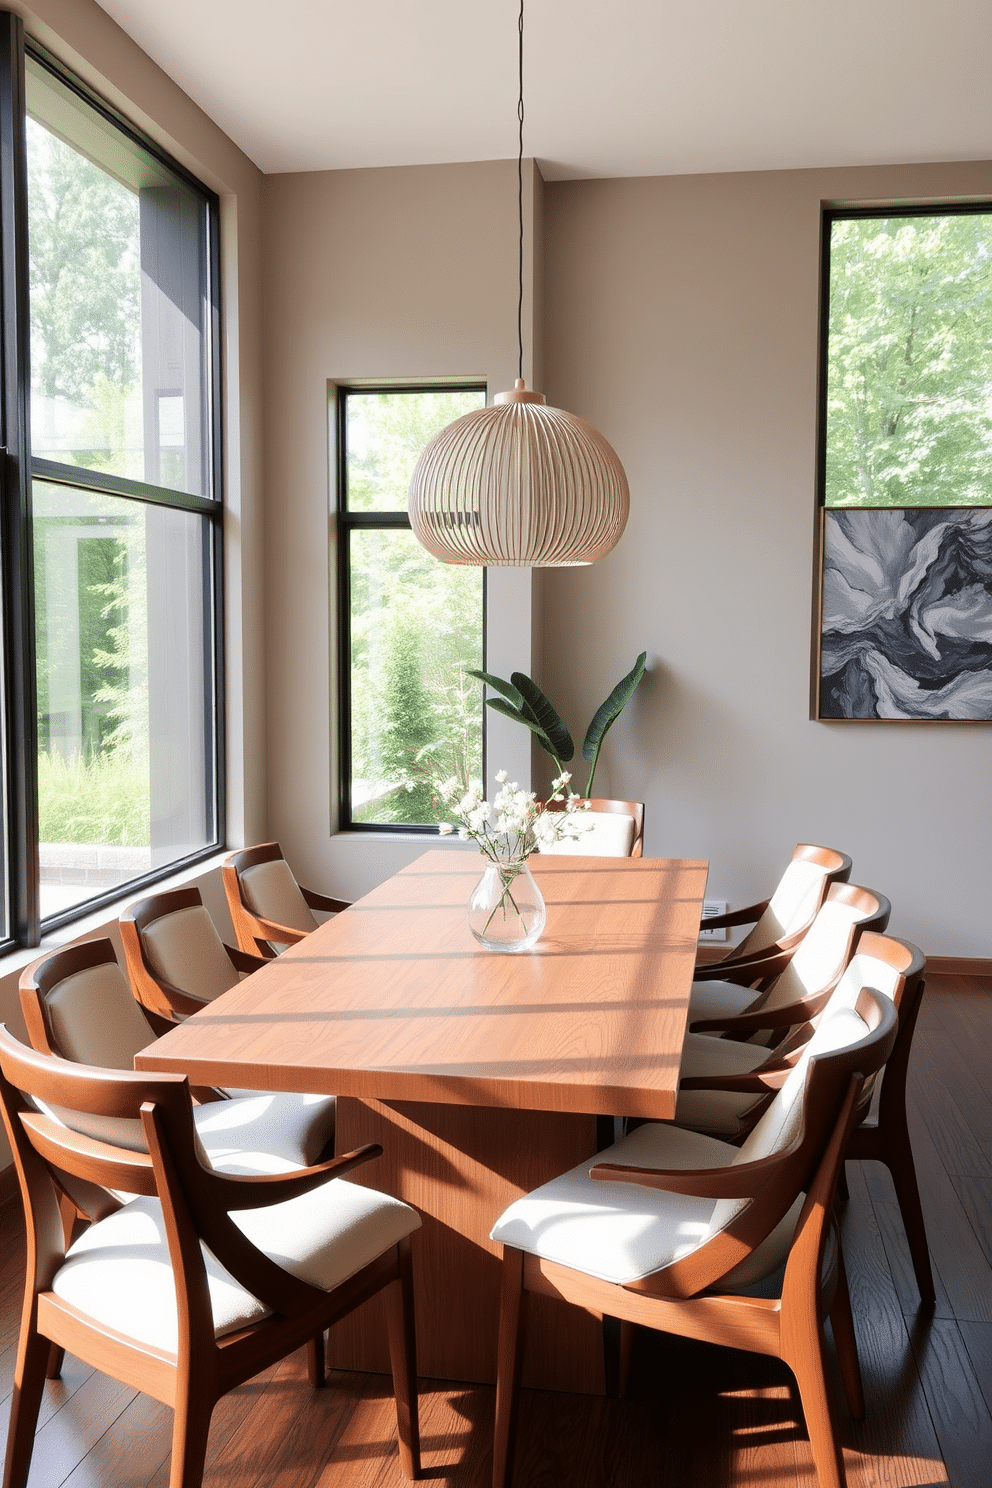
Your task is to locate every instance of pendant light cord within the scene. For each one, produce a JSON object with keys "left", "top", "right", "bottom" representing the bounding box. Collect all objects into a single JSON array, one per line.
[{"left": 517, "top": 0, "right": 525, "bottom": 384}]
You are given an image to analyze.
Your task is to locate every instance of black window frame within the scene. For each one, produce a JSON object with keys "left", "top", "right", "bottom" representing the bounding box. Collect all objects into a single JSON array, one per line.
[
  {"left": 335, "top": 381, "right": 487, "bottom": 834},
  {"left": 0, "top": 14, "right": 225, "bottom": 949}
]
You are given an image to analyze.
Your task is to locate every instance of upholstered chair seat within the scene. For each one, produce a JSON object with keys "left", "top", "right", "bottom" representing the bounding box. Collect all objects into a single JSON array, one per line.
[{"left": 52, "top": 1179, "right": 419, "bottom": 1353}]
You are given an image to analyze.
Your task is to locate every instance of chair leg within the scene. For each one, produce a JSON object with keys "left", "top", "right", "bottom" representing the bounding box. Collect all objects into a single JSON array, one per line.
[
  {"left": 836, "top": 1163, "right": 850, "bottom": 1202},
  {"left": 885, "top": 1141, "right": 935, "bottom": 1304},
  {"left": 305, "top": 1333, "right": 326, "bottom": 1388},
  {"left": 3, "top": 1323, "right": 51, "bottom": 1488},
  {"left": 168, "top": 1379, "right": 215, "bottom": 1488},
  {"left": 828, "top": 1242, "right": 864, "bottom": 1421},
  {"left": 784, "top": 1332, "right": 846, "bottom": 1488},
  {"left": 383, "top": 1238, "right": 421, "bottom": 1480},
  {"left": 493, "top": 1247, "right": 526, "bottom": 1488},
  {"left": 618, "top": 1319, "right": 635, "bottom": 1400}
]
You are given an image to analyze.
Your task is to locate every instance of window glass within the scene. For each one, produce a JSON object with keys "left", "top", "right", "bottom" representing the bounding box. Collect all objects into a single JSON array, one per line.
[
  {"left": 33, "top": 481, "right": 216, "bottom": 917},
  {"left": 825, "top": 211, "right": 992, "bottom": 509},
  {"left": 342, "top": 388, "right": 485, "bottom": 826},
  {"left": 26, "top": 56, "right": 210, "bottom": 497}
]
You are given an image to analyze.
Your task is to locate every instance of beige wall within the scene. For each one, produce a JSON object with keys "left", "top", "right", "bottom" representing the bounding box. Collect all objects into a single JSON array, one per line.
[
  {"left": 260, "top": 160, "right": 543, "bottom": 899},
  {"left": 539, "top": 161, "right": 992, "bottom": 957}
]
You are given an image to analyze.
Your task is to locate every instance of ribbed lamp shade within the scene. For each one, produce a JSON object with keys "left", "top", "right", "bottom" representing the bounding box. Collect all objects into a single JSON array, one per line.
[{"left": 408, "top": 381, "right": 629, "bottom": 566}]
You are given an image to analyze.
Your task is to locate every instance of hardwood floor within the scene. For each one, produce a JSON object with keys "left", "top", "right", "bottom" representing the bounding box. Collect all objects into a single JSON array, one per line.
[{"left": 1, "top": 973, "right": 990, "bottom": 1488}]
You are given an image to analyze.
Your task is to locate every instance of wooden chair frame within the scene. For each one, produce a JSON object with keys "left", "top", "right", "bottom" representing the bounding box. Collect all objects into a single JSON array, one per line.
[
  {"left": 223, "top": 843, "right": 351, "bottom": 957},
  {"left": 493, "top": 990, "right": 899, "bottom": 1488},
  {"left": 695, "top": 843, "right": 853, "bottom": 978},
  {"left": 540, "top": 798, "right": 645, "bottom": 856},
  {"left": 0, "top": 1029, "right": 421, "bottom": 1488},
  {"left": 120, "top": 886, "right": 268, "bottom": 1026},
  {"left": 679, "top": 933, "right": 934, "bottom": 1302},
  {"left": 688, "top": 883, "right": 890, "bottom": 1034}
]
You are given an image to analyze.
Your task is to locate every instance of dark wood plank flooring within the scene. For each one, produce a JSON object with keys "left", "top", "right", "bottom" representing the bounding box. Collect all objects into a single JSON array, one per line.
[{"left": 2, "top": 973, "right": 990, "bottom": 1488}]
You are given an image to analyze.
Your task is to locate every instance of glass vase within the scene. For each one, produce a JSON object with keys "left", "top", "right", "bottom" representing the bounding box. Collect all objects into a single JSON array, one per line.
[{"left": 467, "top": 857, "right": 546, "bottom": 952}]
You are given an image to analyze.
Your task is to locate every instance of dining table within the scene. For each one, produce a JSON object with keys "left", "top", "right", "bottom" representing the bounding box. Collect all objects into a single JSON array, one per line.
[{"left": 136, "top": 848, "right": 708, "bottom": 1393}]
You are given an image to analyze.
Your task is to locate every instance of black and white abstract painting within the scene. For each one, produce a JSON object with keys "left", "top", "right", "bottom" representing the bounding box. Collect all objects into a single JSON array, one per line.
[{"left": 819, "top": 507, "right": 992, "bottom": 720}]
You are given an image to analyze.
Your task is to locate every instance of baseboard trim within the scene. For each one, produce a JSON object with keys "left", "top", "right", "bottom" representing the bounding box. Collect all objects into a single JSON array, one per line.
[
  {"left": 0, "top": 1163, "right": 18, "bottom": 1210},
  {"left": 925, "top": 956, "right": 992, "bottom": 977}
]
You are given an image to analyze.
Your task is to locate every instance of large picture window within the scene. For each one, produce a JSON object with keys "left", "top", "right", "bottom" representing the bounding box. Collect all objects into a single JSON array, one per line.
[
  {"left": 337, "top": 387, "right": 485, "bottom": 828},
  {"left": 0, "top": 18, "right": 222, "bottom": 945},
  {"left": 815, "top": 206, "right": 992, "bottom": 721}
]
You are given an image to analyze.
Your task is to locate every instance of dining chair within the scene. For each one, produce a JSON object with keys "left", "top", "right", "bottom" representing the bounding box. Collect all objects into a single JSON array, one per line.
[
  {"left": 538, "top": 797, "right": 645, "bottom": 857},
  {"left": 696, "top": 842, "right": 852, "bottom": 975},
  {"left": 687, "top": 881, "right": 890, "bottom": 1031},
  {"left": 223, "top": 842, "right": 351, "bottom": 956},
  {"left": 0, "top": 1026, "right": 422, "bottom": 1488},
  {"left": 490, "top": 988, "right": 899, "bottom": 1488},
  {"left": 675, "top": 932, "right": 934, "bottom": 1302},
  {"left": 20, "top": 938, "right": 336, "bottom": 1173}
]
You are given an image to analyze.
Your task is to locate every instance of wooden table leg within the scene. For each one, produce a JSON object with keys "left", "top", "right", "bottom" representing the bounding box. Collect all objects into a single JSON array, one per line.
[{"left": 328, "top": 1096, "right": 606, "bottom": 1393}]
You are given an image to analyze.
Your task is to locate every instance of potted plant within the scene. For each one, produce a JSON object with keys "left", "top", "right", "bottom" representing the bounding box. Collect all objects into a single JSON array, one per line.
[{"left": 467, "top": 652, "right": 647, "bottom": 798}]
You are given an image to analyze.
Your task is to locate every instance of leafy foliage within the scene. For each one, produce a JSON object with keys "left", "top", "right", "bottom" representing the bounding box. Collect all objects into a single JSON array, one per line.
[
  {"left": 826, "top": 213, "right": 992, "bottom": 508},
  {"left": 471, "top": 654, "right": 647, "bottom": 796},
  {"left": 38, "top": 751, "right": 150, "bottom": 847}
]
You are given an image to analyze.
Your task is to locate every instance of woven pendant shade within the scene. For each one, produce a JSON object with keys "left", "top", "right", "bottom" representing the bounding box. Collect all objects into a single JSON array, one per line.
[{"left": 408, "top": 381, "right": 629, "bottom": 566}]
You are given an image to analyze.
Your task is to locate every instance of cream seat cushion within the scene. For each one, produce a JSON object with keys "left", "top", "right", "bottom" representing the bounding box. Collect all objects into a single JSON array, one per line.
[
  {"left": 674, "top": 1031, "right": 770, "bottom": 1135},
  {"left": 686, "top": 978, "right": 762, "bottom": 1024},
  {"left": 240, "top": 860, "right": 319, "bottom": 934},
  {"left": 51, "top": 1180, "right": 420, "bottom": 1354},
  {"left": 539, "top": 813, "right": 635, "bottom": 858}
]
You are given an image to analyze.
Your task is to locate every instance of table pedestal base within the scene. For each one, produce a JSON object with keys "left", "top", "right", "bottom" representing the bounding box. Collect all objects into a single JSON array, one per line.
[{"left": 327, "top": 1097, "right": 607, "bottom": 1393}]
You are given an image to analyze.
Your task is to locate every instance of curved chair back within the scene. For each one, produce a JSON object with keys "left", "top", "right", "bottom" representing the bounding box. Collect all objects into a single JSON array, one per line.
[
  {"left": 755, "top": 881, "right": 890, "bottom": 1019},
  {"left": 732, "top": 843, "right": 853, "bottom": 960},
  {"left": 540, "top": 798, "right": 645, "bottom": 857},
  {"left": 223, "top": 842, "right": 350, "bottom": 956},
  {"left": 120, "top": 885, "right": 255, "bottom": 1024},
  {"left": 20, "top": 938, "right": 165, "bottom": 1070}
]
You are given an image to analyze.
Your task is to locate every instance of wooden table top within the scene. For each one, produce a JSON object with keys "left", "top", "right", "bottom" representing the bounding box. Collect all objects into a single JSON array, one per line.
[{"left": 136, "top": 851, "right": 708, "bottom": 1120}]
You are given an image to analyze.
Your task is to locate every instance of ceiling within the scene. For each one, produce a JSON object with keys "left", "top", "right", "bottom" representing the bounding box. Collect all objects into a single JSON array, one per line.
[{"left": 93, "top": 0, "right": 992, "bottom": 182}]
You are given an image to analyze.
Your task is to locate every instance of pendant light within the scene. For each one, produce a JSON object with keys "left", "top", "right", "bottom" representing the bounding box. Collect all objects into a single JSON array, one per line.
[{"left": 408, "top": 0, "right": 629, "bottom": 566}]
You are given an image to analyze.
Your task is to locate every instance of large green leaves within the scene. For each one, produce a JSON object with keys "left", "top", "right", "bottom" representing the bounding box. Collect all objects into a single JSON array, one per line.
[
  {"left": 581, "top": 651, "right": 647, "bottom": 794},
  {"left": 511, "top": 673, "right": 574, "bottom": 763},
  {"left": 466, "top": 668, "right": 574, "bottom": 766}
]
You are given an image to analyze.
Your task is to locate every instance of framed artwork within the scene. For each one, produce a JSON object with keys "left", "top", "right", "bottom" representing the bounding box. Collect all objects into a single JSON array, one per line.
[{"left": 817, "top": 507, "right": 992, "bottom": 720}]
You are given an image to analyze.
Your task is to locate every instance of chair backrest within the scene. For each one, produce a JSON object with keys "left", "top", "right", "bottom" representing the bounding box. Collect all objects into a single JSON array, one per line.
[
  {"left": 223, "top": 842, "right": 318, "bottom": 954},
  {"left": 758, "top": 881, "right": 890, "bottom": 1015},
  {"left": 120, "top": 885, "right": 239, "bottom": 1022},
  {"left": 733, "top": 843, "right": 853, "bottom": 960},
  {"left": 540, "top": 798, "right": 645, "bottom": 857},
  {"left": 20, "top": 939, "right": 158, "bottom": 1073}
]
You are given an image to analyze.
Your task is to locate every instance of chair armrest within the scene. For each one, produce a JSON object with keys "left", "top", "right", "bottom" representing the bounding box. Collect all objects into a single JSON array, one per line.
[
  {"left": 678, "top": 1066, "right": 792, "bottom": 1094},
  {"left": 224, "top": 943, "right": 269, "bottom": 975},
  {"left": 199, "top": 1140, "right": 384, "bottom": 1209},
  {"left": 248, "top": 913, "right": 310, "bottom": 947},
  {"left": 301, "top": 887, "right": 352, "bottom": 914},
  {"left": 691, "top": 945, "right": 792, "bottom": 983},
  {"left": 141, "top": 977, "right": 214, "bottom": 1022},
  {"left": 689, "top": 986, "right": 833, "bottom": 1037},
  {"left": 589, "top": 1142, "right": 800, "bottom": 1198}
]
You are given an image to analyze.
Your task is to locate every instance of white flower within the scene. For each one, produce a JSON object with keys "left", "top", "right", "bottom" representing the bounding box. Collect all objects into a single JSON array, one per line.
[
  {"left": 495, "top": 769, "right": 508, "bottom": 783},
  {"left": 438, "top": 822, "right": 453, "bottom": 836}
]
